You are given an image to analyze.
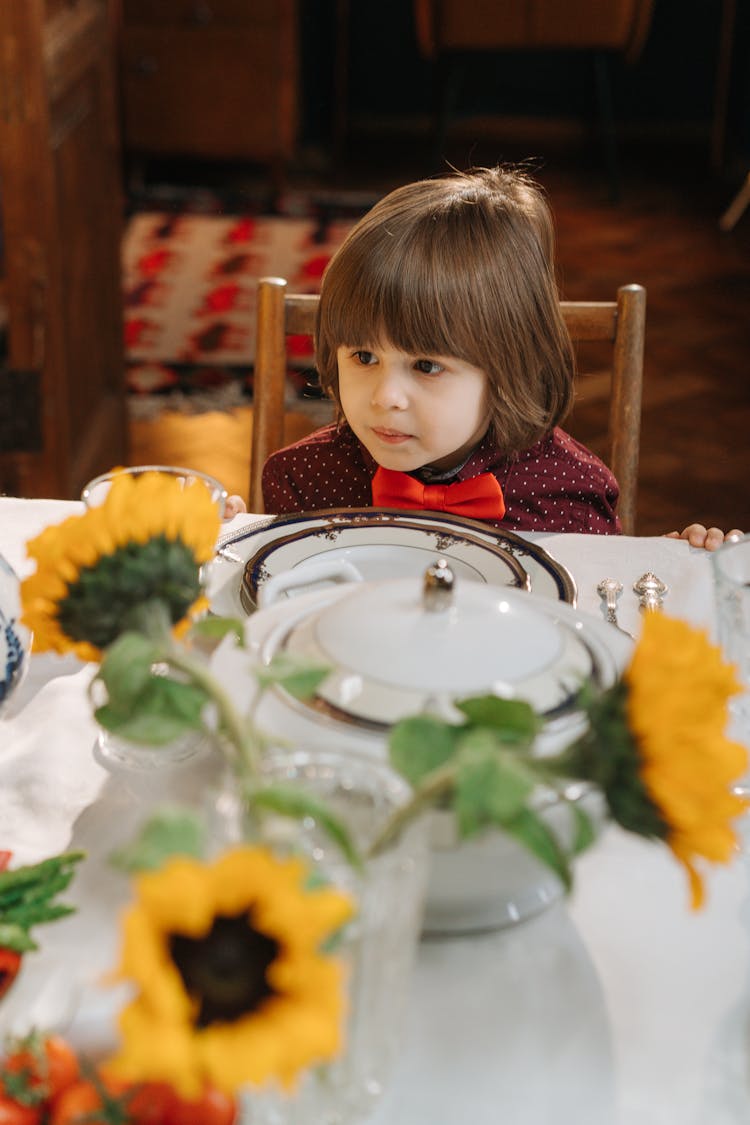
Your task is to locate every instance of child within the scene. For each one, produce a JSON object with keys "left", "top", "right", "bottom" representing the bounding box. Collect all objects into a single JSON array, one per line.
[{"left": 228, "top": 166, "right": 740, "bottom": 547}]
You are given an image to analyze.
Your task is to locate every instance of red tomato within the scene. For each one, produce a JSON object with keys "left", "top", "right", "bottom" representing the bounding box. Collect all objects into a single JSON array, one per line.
[
  {"left": 51, "top": 1075, "right": 179, "bottom": 1125},
  {"left": 0, "top": 1094, "right": 40, "bottom": 1125},
  {"left": 1, "top": 1034, "right": 79, "bottom": 1104},
  {"left": 124, "top": 1082, "right": 177, "bottom": 1125},
  {"left": 48, "top": 1081, "right": 99, "bottom": 1125},
  {"left": 164, "top": 1087, "right": 237, "bottom": 1125},
  {"left": 40, "top": 1035, "right": 79, "bottom": 1099}
]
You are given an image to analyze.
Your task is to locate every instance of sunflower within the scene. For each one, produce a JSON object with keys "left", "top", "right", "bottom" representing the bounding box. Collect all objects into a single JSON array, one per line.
[
  {"left": 105, "top": 847, "right": 355, "bottom": 1098},
  {"left": 21, "top": 471, "right": 220, "bottom": 661},
  {"left": 574, "top": 613, "right": 749, "bottom": 909},
  {"left": 624, "top": 612, "right": 748, "bottom": 908}
]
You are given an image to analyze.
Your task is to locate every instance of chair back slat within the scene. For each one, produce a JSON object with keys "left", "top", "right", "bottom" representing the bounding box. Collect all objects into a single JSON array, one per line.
[
  {"left": 285, "top": 294, "right": 318, "bottom": 334},
  {"left": 562, "top": 301, "right": 617, "bottom": 340}
]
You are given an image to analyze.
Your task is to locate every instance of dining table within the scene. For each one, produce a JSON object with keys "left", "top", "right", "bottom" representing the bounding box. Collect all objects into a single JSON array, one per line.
[{"left": 1, "top": 495, "right": 749, "bottom": 1125}]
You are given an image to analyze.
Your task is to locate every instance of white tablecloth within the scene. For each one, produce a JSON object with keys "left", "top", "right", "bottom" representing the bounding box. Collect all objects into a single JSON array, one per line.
[{"left": 1, "top": 498, "right": 748, "bottom": 1125}]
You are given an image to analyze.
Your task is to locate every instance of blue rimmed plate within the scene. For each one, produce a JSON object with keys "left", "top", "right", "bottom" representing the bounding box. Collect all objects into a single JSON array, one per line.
[{"left": 207, "top": 508, "right": 576, "bottom": 617}]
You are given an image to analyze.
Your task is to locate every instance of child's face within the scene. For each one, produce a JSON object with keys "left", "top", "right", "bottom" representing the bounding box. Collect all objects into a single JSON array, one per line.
[{"left": 337, "top": 342, "right": 489, "bottom": 473}]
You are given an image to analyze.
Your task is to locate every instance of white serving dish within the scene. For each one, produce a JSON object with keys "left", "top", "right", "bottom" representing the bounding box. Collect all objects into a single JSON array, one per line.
[{"left": 209, "top": 560, "right": 631, "bottom": 933}]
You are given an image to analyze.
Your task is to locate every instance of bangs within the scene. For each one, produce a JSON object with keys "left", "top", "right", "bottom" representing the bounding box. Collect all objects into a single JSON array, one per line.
[{"left": 317, "top": 215, "right": 494, "bottom": 368}]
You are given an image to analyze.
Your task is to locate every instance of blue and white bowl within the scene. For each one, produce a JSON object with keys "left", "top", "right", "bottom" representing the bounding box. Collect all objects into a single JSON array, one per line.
[{"left": 0, "top": 554, "right": 30, "bottom": 715}]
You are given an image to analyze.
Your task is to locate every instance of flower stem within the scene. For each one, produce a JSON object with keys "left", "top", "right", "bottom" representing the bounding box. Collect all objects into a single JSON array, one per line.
[
  {"left": 366, "top": 763, "right": 457, "bottom": 858},
  {"left": 164, "top": 644, "right": 262, "bottom": 777},
  {"left": 532, "top": 739, "right": 589, "bottom": 782}
]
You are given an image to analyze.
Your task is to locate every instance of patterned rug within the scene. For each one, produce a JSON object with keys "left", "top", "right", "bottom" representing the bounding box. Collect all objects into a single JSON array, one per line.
[{"left": 122, "top": 205, "right": 357, "bottom": 417}]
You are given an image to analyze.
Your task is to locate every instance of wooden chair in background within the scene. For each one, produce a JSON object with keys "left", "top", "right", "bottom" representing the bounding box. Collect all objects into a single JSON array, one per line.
[
  {"left": 413, "top": 0, "right": 655, "bottom": 201},
  {"left": 250, "top": 276, "right": 646, "bottom": 534}
]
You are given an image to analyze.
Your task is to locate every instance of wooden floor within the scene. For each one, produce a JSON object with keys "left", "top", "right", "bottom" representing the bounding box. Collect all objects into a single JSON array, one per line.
[{"left": 130, "top": 135, "right": 750, "bottom": 535}]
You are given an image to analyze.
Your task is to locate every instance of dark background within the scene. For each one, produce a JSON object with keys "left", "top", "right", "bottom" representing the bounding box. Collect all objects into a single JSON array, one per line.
[{"left": 299, "top": 0, "right": 750, "bottom": 184}]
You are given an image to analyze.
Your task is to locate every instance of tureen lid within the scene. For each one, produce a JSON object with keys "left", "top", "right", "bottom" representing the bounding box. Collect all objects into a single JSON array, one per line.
[{"left": 262, "top": 561, "right": 603, "bottom": 730}]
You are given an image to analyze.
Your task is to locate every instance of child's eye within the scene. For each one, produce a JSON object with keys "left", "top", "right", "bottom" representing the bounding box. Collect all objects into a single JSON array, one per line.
[
  {"left": 414, "top": 359, "right": 442, "bottom": 375},
  {"left": 352, "top": 350, "right": 377, "bottom": 366}
]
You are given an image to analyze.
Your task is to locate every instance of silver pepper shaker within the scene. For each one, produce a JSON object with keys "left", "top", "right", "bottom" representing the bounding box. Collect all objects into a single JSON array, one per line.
[{"left": 633, "top": 572, "right": 669, "bottom": 612}]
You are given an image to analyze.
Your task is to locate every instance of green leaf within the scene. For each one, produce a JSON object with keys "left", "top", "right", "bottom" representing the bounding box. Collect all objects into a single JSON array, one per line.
[
  {"left": 95, "top": 676, "right": 209, "bottom": 745},
  {"left": 504, "top": 807, "right": 573, "bottom": 891},
  {"left": 110, "top": 806, "right": 206, "bottom": 872},
  {"left": 0, "top": 922, "right": 37, "bottom": 953},
  {"left": 455, "top": 695, "right": 540, "bottom": 742},
  {"left": 190, "top": 615, "right": 246, "bottom": 645},
  {"left": 569, "top": 802, "right": 597, "bottom": 856},
  {"left": 1, "top": 903, "right": 75, "bottom": 928},
  {"left": 388, "top": 715, "right": 460, "bottom": 787},
  {"left": 453, "top": 730, "right": 537, "bottom": 836},
  {"left": 0, "top": 852, "right": 84, "bottom": 907},
  {"left": 251, "top": 784, "right": 362, "bottom": 871},
  {"left": 96, "top": 632, "right": 160, "bottom": 710},
  {"left": 95, "top": 703, "right": 181, "bottom": 746},
  {"left": 255, "top": 653, "right": 330, "bottom": 699}
]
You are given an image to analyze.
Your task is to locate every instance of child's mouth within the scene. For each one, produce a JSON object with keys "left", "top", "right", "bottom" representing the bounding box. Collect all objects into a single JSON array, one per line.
[{"left": 372, "top": 427, "right": 412, "bottom": 444}]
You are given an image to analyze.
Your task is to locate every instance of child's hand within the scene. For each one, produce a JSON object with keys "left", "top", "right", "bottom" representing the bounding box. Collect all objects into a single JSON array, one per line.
[
  {"left": 665, "top": 524, "right": 744, "bottom": 551},
  {"left": 223, "top": 495, "right": 247, "bottom": 520}
]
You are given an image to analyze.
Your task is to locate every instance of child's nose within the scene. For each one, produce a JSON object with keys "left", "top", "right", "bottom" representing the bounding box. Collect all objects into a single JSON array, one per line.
[{"left": 370, "top": 365, "right": 408, "bottom": 409}]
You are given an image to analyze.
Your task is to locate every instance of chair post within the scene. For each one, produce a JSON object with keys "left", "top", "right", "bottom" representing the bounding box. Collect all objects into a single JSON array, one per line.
[
  {"left": 611, "top": 283, "right": 646, "bottom": 535},
  {"left": 250, "top": 277, "right": 288, "bottom": 513}
]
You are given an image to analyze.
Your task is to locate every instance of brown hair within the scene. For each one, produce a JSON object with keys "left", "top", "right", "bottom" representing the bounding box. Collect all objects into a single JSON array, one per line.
[{"left": 316, "top": 165, "right": 575, "bottom": 455}]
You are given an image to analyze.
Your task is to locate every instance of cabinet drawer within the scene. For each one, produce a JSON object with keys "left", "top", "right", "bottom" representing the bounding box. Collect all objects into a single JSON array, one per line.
[{"left": 121, "top": 27, "right": 297, "bottom": 159}]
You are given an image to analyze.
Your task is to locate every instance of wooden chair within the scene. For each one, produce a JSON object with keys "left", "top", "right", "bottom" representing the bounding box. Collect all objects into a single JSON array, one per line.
[
  {"left": 413, "top": 0, "right": 655, "bottom": 201},
  {"left": 250, "top": 276, "right": 646, "bottom": 534}
]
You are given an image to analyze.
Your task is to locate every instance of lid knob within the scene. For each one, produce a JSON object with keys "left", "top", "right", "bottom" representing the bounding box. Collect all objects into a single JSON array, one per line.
[{"left": 423, "top": 558, "right": 455, "bottom": 612}]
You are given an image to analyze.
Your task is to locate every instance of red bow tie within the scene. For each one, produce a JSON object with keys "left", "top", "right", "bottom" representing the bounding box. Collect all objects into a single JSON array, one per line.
[{"left": 371, "top": 466, "right": 506, "bottom": 520}]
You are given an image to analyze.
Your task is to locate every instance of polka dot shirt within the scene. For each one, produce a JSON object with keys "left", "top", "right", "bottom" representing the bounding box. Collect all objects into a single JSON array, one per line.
[{"left": 262, "top": 423, "right": 621, "bottom": 534}]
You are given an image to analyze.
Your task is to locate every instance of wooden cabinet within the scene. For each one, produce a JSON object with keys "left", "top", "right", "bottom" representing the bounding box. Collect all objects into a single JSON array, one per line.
[
  {"left": 119, "top": 0, "right": 299, "bottom": 170},
  {"left": 0, "top": 0, "right": 127, "bottom": 500}
]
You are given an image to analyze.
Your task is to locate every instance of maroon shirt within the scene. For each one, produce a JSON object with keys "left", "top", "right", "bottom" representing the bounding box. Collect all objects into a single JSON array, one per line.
[{"left": 262, "top": 423, "right": 621, "bottom": 534}]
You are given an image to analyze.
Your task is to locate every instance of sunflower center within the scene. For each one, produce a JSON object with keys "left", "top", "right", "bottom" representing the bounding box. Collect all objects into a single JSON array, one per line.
[
  {"left": 169, "top": 911, "right": 280, "bottom": 1027},
  {"left": 57, "top": 536, "right": 201, "bottom": 648}
]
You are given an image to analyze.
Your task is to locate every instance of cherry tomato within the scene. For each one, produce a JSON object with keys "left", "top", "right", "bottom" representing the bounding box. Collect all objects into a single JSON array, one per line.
[
  {"left": 1, "top": 1034, "right": 79, "bottom": 1104},
  {"left": 164, "top": 1087, "right": 236, "bottom": 1125},
  {"left": 50, "top": 1074, "right": 177, "bottom": 1125},
  {"left": 124, "top": 1082, "right": 177, "bottom": 1125},
  {"left": 40, "top": 1035, "right": 79, "bottom": 1099},
  {"left": 0, "top": 950, "right": 21, "bottom": 1003},
  {"left": 48, "top": 1080, "right": 108, "bottom": 1125},
  {"left": 0, "top": 1094, "right": 40, "bottom": 1125},
  {"left": 47, "top": 1080, "right": 96, "bottom": 1125}
]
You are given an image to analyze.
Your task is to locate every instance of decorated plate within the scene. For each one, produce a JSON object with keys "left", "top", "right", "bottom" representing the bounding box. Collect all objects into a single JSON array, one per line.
[
  {"left": 240, "top": 518, "right": 530, "bottom": 612},
  {"left": 207, "top": 508, "right": 576, "bottom": 617}
]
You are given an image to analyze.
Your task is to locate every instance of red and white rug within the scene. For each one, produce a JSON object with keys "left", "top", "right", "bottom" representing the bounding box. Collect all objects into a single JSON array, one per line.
[{"left": 122, "top": 210, "right": 355, "bottom": 415}]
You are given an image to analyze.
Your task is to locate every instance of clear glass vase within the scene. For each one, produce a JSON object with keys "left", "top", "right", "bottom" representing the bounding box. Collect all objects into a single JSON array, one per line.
[
  {"left": 92, "top": 725, "right": 205, "bottom": 772},
  {"left": 208, "top": 746, "right": 430, "bottom": 1125}
]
